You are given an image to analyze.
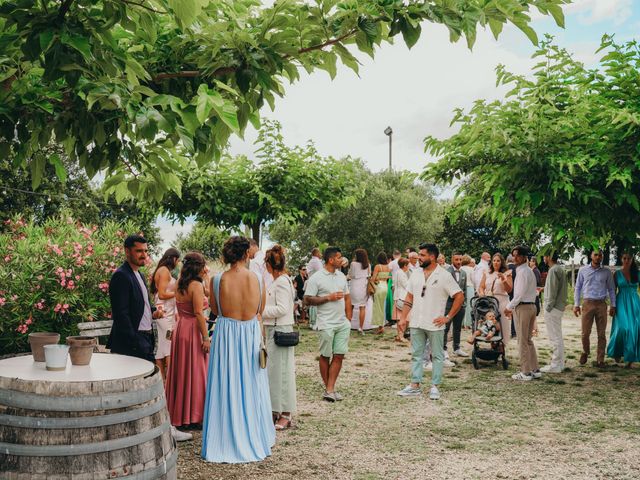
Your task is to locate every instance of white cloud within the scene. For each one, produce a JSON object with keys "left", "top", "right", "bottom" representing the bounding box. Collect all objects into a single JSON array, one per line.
[{"left": 565, "top": 0, "right": 633, "bottom": 26}]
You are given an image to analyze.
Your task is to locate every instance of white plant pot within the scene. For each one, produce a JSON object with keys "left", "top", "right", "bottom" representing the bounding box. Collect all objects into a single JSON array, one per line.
[{"left": 43, "top": 344, "right": 69, "bottom": 371}]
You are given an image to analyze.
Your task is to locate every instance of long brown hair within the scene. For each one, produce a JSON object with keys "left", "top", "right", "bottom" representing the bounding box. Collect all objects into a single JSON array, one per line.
[
  {"left": 488, "top": 253, "right": 507, "bottom": 274},
  {"left": 177, "top": 252, "right": 206, "bottom": 294},
  {"left": 354, "top": 248, "right": 369, "bottom": 270},
  {"left": 150, "top": 248, "right": 180, "bottom": 294}
]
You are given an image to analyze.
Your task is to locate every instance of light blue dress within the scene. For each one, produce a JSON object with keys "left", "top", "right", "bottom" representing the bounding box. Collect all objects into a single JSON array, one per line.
[
  {"left": 607, "top": 270, "right": 640, "bottom": 362},
  {"left": 201, "top": 273, "right": 276, "bottom": 463}
]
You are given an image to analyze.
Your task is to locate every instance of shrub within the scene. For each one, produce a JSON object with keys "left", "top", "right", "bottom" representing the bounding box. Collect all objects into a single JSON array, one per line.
[{"left": 0, "top": 213, "right": 147, "bottom": 355}]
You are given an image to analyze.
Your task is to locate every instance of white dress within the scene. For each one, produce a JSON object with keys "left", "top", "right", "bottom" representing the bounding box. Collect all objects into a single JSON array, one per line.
[
  {"left": 348, "top": 261, "right": 370, "bottom": 307},
  {"left": 154, "top": 276, "right": 176, "bottom": 359}
]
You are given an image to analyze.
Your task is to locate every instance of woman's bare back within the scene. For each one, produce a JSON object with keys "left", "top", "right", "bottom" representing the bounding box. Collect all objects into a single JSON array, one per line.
[{"left": 214, "top": 269, "right": 264, "bottom": 321}]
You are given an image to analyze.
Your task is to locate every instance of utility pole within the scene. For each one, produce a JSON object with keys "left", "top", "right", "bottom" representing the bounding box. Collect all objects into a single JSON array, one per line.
[{"left": 384, "top": 126, "right": 393, "bottom": 171}]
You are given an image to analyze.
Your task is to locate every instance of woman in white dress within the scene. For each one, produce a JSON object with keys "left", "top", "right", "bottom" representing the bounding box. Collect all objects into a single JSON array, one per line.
[
  {"left": 349, "top": 249, "right": 371, "bottom": 334},
  {"left": 150, "top": 247, "right": 181, "bottom": 381}
]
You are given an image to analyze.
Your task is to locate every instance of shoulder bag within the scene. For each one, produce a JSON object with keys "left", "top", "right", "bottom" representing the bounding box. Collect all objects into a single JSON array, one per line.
[{"left": 273, "top": 276, "right": 300, "bottom": 347}]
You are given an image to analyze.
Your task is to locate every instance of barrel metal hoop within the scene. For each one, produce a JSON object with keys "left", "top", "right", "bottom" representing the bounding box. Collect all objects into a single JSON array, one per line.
[
  {"left": 128, "top": 447, "right": 178, "bottom": 480},
  {"left": 0, "top": 379, "right": 164, "bottom": 411},
  {"left": 0, "top": 397, "right": 166, "bottom": 429},
  {"left": 0, "top": 422, "right": 170, "bottom": 457}
]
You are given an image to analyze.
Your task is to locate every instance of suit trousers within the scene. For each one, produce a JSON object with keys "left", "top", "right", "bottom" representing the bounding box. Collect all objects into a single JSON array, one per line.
[
  {"left": 110, "top": 331, "right": 155, "bottom": 363},
  {"left": 581, "top": 299, "right": 608, "bottom": 363},
  {"left": 514, "top": 304, "right": 538, "bottom": 374},
  {"left": 443, "top": 307, "right": 465, "bottom": 351}
]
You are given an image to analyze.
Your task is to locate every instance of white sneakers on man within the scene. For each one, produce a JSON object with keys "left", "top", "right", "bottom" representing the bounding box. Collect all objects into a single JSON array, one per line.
[
  {"left": 443, "top": 359, "right": 456, "bottom": 367},
  {"left": 540, "top": 365, "right": 563, "bottom": 373},
  {"left": 429, "top": 385, "right": 441, "bottom": 400},
  {"left": 171, "top": 426, "right": 193, "bottom": 442},
  {"left": 453, "top": 348, "right": 468, "bottom": 357}
]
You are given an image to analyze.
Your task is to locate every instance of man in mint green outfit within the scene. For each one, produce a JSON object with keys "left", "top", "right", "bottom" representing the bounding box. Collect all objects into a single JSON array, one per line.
[
  {"left": 397, "top": 243, "right": 464, "bottom": 400},
  {"left": 304, "top": 247, "right": 352, "bottom": 402}
]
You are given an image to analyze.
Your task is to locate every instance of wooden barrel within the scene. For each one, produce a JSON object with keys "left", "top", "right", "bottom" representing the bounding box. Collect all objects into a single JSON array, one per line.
[{"left": 0, "top": 353, "right": 177, "bottom": 479}]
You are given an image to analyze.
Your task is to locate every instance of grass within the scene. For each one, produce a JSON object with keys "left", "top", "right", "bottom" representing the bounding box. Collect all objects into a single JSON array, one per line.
[{"left": 177, "top": 310, "right": 640, "bottom": 479}]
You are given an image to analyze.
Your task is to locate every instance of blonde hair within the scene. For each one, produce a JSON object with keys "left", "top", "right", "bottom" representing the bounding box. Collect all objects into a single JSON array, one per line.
[{"left": 461, "top": 254, "right": 472, "bottom": 266}]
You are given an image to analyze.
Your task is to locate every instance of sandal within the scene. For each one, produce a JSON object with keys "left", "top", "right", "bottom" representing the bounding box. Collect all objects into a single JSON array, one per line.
[{"left": 275, "top": 414, "right": 292, "bottom": 431}]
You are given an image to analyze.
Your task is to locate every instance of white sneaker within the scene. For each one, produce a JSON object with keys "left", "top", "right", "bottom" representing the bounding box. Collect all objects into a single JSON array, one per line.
[
  {"left": 511, "top": 372, "right": 533, "bottom": 381},
  {"left": 443, "top": 359, "right": 456, "bottom": 367},
  {"left": 429, "top": 385, "right": 441, "bottom": 400},
  {"left": 358, "top": 329, "right": 365, "bottom": 336},
  {"left": 423, "top": 361, "right": 433, "bottom": 371},
  {"left": 171, "top": 426, "right": 193, "bottom": 442},
  {"left": 444, "top": 350, "right": 450, "bottom": 360},
  {"left": 397, "top": 385, "right": 422, "bottom": 397},
  {"left": 453, "top": 348, "right": 468, "bottom": 357},
  {"left": 540, "top": 365, "right": 562, "bottom": 373},
  {"left": 531, "top": 370, "right": 542, "bottom": 379}
]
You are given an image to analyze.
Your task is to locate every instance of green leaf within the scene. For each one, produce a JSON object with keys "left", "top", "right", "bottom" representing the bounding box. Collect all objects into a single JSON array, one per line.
[
  {"left": 60, "top": 34, "right": 92, "bottom": 60},
  {"left": 400, "top": 18, "right": 421, "bottom": 49},
  {"left": 30, "top": 153, "right": 46, "bottom": 190},
  {"left": 48, "top": 153, "right": 67, "bottom": 183},
  {"left": 211, "top": 100, "right": 240, "bottom": 133},
  {"left": 168, "top": 0, "right": 204, "bottom": 27}
]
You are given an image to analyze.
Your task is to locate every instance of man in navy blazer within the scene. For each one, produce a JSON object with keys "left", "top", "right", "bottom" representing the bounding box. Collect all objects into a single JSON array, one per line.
[{"left": 107, "top": 234, "right": 158, "bottom": 362}]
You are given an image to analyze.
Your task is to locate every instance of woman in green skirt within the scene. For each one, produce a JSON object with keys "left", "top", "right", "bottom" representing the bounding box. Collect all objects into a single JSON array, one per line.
[
  {"left": 371, "top": 251, "right": 391, "bottom": 334},
  {"left": 262, "top": 245, "right": 297, "bottom": 431}
]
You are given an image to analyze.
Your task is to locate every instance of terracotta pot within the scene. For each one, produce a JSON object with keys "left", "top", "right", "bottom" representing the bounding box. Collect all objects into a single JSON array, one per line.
[
  {"left": 28, "top": 332, "right": 60, "bottom": 362},
  {"left": 66, "top": 336, "right": 96, "bottom": 366}
]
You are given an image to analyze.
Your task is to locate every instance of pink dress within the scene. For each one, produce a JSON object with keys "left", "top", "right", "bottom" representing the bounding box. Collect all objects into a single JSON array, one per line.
[
  {"left": 165, "top": 297, "right": 209, "bottom": 426},
  {"left": 483, "top": 271, "right": 512, "bottom": 345}
]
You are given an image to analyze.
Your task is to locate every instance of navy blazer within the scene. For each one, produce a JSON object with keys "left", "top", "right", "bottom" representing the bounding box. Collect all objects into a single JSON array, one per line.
[{"left": 107, "top": 262, "right": 151, "bottom": 354}]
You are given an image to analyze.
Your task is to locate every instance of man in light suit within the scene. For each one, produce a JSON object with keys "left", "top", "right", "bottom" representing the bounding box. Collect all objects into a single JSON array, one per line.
[{"left": 444, "top": 252, "right": 468, "bottom": 359}]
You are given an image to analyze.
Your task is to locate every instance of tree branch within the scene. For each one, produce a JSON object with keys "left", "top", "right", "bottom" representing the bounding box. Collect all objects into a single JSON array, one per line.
[
  {"left": 57, "top": 0, "right": 74, "bottom": 20},
  {"left": 119, "top": 0, "right": 168, "bottom": 14},
  {"left": 151, "top": 30, "right": 358, "bottom": 82}
]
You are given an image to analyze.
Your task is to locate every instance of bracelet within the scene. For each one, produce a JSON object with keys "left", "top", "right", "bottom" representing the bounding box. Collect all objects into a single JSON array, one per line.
[{"left": 404, "top": 301, "right": 413, "bottom": 309}]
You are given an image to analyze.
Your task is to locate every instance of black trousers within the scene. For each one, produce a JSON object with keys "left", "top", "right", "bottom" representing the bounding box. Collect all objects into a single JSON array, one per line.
[
  {"left": 444, "top": 308, "right": 465, "bottom": 351},
  {"left": 111, "top": 331, "right": 155, "bottom": 362}
]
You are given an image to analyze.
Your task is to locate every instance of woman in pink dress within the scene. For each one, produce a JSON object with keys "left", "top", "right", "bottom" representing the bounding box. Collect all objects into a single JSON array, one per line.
[
  {"left": 165, "top": 252, "right": 210, "bottom": 429},
  {"left": 479, "top": 253, "right": 513, "bottom": 345}
]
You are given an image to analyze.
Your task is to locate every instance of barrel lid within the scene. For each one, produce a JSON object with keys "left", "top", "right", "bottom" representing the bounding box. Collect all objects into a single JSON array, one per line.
[{"left": 0, "top": 354, "right": 154, "bottom": 382}]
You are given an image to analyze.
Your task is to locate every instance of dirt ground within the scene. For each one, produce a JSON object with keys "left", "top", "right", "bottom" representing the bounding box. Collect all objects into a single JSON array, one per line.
[{"left": 177, "top": 311, "right": 640, "bottom": 480}]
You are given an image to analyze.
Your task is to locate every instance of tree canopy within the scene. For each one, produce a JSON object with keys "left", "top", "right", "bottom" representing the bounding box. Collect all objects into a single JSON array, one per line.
[
  {"left": 422, "top": 37, "right": 640, "bottom": 255},
  {"left": 269, "top": 169, "right": 442, "bottom": 266},
  {"left": 163, "top": 120, "right": 361, "bottom": 242},
  {"left": 0, "top": 0, "right": 568, "bottom": 200}
]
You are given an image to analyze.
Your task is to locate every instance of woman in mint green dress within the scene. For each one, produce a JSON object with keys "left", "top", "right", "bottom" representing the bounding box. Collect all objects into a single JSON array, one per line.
[
  {"left": 607, "top": 253, "right": 640, "bottom": 367},
  {"left": 371, "top": 252, "right": 391, "bottom": 334}
]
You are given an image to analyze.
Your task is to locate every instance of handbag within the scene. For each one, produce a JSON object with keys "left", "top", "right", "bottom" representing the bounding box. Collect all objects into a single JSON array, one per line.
[
  {"left": 273, "top": 276, "right": 299, "bottom": 347},
  {"left": 367, "top": 277, "right": 376, "bottom": 297},
  {"left": 259, "top": 336, "right": 268, "bottom": 369}
]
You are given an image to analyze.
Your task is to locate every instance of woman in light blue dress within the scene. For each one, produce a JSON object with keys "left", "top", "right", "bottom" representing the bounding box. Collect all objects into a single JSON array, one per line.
[
  {"left": 202, "top": 236, "right": 275, "bottom": 463},
  {"left": 607, "top": 253, "right": 640, "bottom": 367}
]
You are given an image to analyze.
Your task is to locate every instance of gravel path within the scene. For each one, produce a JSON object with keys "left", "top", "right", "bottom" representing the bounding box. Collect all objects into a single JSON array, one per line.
[{"left": 177, "top": 313, "right": 640, "bottom": 479}]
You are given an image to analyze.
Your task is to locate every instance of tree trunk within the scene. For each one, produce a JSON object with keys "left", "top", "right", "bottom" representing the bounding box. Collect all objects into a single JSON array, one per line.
[{"left": 250, "top": 222, "right": 261, "bottom": 246}]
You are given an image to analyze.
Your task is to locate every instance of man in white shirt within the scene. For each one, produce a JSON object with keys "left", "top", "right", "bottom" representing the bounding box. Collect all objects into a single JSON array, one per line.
[
  {"left": 473, "top": 252, "right": 491, "bottom": 290},
  {"left": 306, "top": 248, "right": 323, "bottom": 277},
  {"left": 504, "top": 246, "right": 540, "bottom": 381},
  {"left": 388, "top": 250, "right": 402, "bottom": 274},
  {"left": 396, "top": 243, "right": 464, "bottom": 400},
  {"left": 305, "top": 248, "right": 324, "bottom": 330},
  {"left": 248, "top": 239, "right": 274, "bottom": 288},
  {"left": 408, "top": 252, "right": 421, "bottom": 275}
]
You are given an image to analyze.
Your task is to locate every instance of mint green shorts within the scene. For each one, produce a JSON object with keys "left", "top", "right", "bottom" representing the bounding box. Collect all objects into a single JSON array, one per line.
[{"left": 318, "top": 322, "right": 350, "bottom": 358}]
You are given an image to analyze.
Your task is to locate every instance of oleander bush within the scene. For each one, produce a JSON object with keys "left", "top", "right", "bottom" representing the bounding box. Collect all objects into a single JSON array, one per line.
[{"left": 0, "top": 213, "right": 146, "bottom": 355}]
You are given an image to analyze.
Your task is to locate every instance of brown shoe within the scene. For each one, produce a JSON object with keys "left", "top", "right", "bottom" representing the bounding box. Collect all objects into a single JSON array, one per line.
[{"left": 579, "top": 353, "right": 588, "bottom": 365}]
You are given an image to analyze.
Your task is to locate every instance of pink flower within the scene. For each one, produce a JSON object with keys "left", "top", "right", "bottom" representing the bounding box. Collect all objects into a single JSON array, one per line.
[
  {"left": 25, "top": 316, "right": 32, "bottom": 325},
  {"left": 60, "top": 279, "right": 66, "bottom": 287},
  {"left": 4, "top": 255, "right": 11, "bottom": 262},
  {"left": 63, "top": 303, "right": 69, "bottom": 309},
  {"left": 0, "top": 297, "right": 5, "bottom": 306},
  {"left": 106, "top": 312, "right": 112, "bottom": 319},
  {"left": 75, "top": 275, "right": 80, "bottom": 281},
  {"left": 66, "top": 281, "right": 75, "bottom": 290},
  {"left": 98, "top": 282, "right": 109, "bottom": 293},
  {"left": 11, "top": 295, "right": 17, "bottom": 301},
  {"left": 54, "top": 303, "right": 62, "bottom": 313}
]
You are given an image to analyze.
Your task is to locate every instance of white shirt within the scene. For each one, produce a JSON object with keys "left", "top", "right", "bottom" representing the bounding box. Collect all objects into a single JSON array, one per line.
[
  {"left": 461, "top": 265, "right": 475, "bottom": 289},
  {"left": 133, "top": 271, "right": 153, "bottom": 331},
  {"left": 507, "top": 263, "right": 538, "bottom": 310},
  {"left": 393, "top": 270, "right": 409, "bottom": 301},
  {"left": 408, "top": 262, "right": 421, "bottom": 275},
  {"left": 306, "top": 256, "right": 323, "bottom": 278},
  {"left": 407, "top": 265, "right": 462, "bottom": 331},
  {"left": 473, "top": 260, "right": 489, "bottom": 290},
  {"left": 389, "top": 258, "right": 401, "bottom": 275},
  {"left": 249, "top": 250, "right": 274, "bottom": 289}
]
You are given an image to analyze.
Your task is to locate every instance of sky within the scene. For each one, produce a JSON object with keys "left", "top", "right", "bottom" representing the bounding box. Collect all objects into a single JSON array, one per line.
[{"left": 157, "top": 0, "right": 640, "bottom": 251}]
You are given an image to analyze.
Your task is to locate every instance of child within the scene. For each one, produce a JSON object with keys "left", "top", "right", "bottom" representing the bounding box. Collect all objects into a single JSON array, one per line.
[{"left": 467, "top": 311, "right": 501, "bottom": 344}]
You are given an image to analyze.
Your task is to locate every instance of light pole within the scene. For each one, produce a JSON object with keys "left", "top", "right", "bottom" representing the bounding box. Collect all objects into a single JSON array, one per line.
[{"left": 384, "top": 126, "right": 393, "bottom": 171}]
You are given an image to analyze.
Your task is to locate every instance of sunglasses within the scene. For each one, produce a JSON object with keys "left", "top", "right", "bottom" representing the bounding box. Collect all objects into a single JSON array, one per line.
[{"left": 421, "top": 284, "right": 427, "bottom": 297}]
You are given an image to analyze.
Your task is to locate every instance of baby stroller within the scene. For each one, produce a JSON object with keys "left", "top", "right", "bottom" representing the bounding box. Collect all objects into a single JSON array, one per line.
[{"left": 469, "top": 296, "right": 509, "bottom": 370}]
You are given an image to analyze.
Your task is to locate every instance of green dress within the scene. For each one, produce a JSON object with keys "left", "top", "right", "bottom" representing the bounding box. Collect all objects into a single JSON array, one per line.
[{"left": 372, "top": 270, "right": 391, "bottom": 326}]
